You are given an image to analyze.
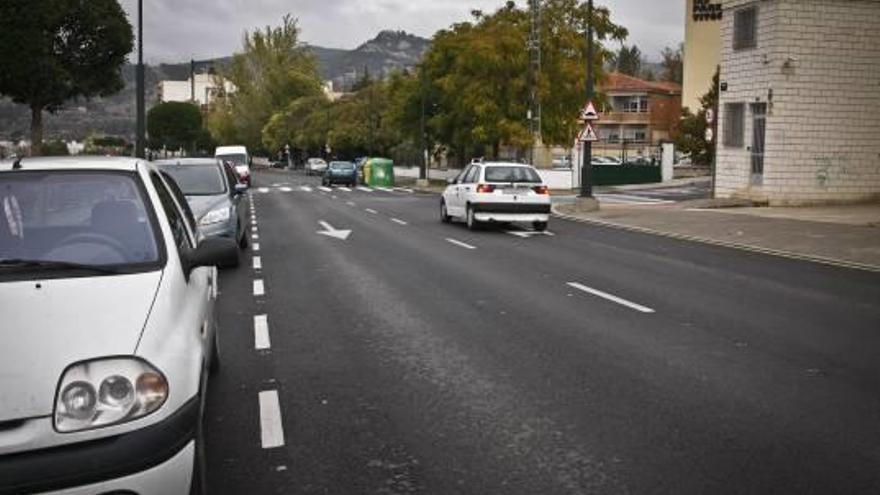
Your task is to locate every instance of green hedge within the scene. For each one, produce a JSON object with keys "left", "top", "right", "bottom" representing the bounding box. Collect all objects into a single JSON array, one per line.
[{"left": 593, "top": 165, "right": 661, "bottom": 186}]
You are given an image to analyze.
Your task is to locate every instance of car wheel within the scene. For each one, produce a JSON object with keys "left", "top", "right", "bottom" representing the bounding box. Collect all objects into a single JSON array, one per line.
[
  {"left": 190, "top": 374, "right": 208, "bottom": 495},
  {"left": 466, "top": 205, "right": 480, "bottom": 231},
  {"left": 209, "top": 330, "right": 221, "bottom": 374},
  {"left": 440, "top": 200, "right": 451, "bottom": 223},
  {"left": 533, "top": 221, "right": 548, "bottom": 232}
]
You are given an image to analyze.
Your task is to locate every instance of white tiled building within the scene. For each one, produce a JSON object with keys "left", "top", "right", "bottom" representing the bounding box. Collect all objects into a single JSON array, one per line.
[
  {"left": 157, "top": 73, "right": 235, "bottom": 107},
  {"left": 716, "top": 0, "right": 880, "bottom": 205}
]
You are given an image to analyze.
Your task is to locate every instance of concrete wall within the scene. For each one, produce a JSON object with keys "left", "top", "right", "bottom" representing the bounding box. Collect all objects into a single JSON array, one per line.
[
  {"left": 716, "top": 0, "right": 880, "bottom": 205},
  {"left": 683, "top": 0, "right": 723, "bottom": 111}
]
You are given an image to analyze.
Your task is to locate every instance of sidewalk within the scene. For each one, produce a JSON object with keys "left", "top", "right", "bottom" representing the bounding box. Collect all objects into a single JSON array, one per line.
[{"left": 553, "top": 201, "right": 880, "bottom": 272}]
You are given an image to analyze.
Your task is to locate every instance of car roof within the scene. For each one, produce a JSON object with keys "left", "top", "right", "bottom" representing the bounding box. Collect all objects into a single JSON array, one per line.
[
  {"left": 153, "top": 158, "right": 220, "bottom": 166},
  {"left": 0, "top": 156, "right": 142, "bottom": 172},
  {"left": 478, "top": 161, "right": 536, "bottom": 168},
  {"left": 215, "top": 146, "right": 247, "bottom": 154}
]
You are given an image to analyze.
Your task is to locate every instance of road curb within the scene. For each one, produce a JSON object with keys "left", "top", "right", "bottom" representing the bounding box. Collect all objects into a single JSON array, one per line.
[{"left": 551, "top": 206, "right": 880, "bottom": 274}]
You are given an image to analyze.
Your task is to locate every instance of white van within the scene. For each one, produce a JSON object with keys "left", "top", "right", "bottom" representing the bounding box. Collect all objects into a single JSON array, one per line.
[{"left": 214, "top": 146, "right": 251, "bottom": 186}]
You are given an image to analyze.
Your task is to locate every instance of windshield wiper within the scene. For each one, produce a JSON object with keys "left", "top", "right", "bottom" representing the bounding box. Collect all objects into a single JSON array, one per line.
[{"left": 0, "top": 259, "right": 123, "bottom": 275}]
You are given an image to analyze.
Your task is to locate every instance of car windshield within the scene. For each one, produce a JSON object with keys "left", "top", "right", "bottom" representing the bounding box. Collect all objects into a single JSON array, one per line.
[
  {"left": 0, "top": 171, "right": 160, "bottom": 270},
  {"left": 217, "top": 154, "right": 247, "bottom": 166},
  {"left": 158, "top": 164, "right": 226, "bottom": 196},
  {"left": 330, "top": 162, "right": 355, "bottom": 170},
  {"left": 484, "top": 166, "right": 542, "bottom": 183}
]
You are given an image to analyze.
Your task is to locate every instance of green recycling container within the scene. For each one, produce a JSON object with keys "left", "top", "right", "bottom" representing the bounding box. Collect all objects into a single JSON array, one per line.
[{"left": 364, "top": 158, "right": 395, "bottom": 187}]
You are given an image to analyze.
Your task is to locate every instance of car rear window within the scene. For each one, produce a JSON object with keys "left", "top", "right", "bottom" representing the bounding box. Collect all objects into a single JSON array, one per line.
[
  {"left": 158, "top": 164, "right": 226, "bottom": 196},
  {"left": 217, "top": 154, "right": 247, "bottom": 166},
  {"left": 330, "top": 162, "right": 355, "bottom": 170},
  {"left": 484, "top": 166, "right": 542, "bottom": 183},
  {"left": 0, "top": 171, "right": 161, "bottom": 269}
]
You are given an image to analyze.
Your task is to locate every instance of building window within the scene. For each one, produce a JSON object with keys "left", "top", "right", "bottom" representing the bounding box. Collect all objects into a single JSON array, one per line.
[
  {"left": 733, "top": 6, "right": 758, "bottom": 51},
  {"left": 723, "top": 103, "right": 745, "bottom": 147},
  {"left": 639, "top": 97, "right": 649, "bottom": 113}
]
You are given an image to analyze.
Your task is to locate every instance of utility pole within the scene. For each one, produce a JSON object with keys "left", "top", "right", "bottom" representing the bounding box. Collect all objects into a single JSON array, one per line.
[
  {"left": 579, "top": 0, "right": 595, "bottom": 199},
  {"left": 528, "top": 0, "right": 541, "bottom": 165},
  {"left": 419, "top": 68, "right": 428, "bottom": 181},
  {"left": 135, "top": 0, "right": 145, "bottom": 159},
  {"left": 190, "top": 59, "right": 196, "bottom": 103}
]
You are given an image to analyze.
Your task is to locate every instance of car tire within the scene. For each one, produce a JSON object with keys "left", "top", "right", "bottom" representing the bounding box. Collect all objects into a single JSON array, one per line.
[
  {"left": 209, "top": 330, "right": 221, "bottom": 374},
  {"left": 440, "top": 200, "right": 451, "bottom": 223},
  {"left": 239, "top": 230, "right": 249, "bottom": 249},
  {"left": 533, "top": 221, "right": 548, "bottom": 232},
  {"left": 466, "top": 205, "right": 480, "bottom": 231},
  {"left": 190, "top": 374, "right": 208, "bottom": 495}
]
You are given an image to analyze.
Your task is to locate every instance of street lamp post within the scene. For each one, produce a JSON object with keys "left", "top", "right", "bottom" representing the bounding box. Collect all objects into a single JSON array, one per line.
[
  {"left": 135, "top": 0, "right": 145, "bottom": 159},
  {"left": 579, "top": 0, "right": 594, "bottom": 198}
]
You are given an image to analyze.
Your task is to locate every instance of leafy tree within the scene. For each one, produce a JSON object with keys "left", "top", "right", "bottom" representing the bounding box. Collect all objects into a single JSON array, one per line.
[
  {"left": 207, "top": 15, "right": 323, "bottom": 152},
  {"left": 148, "top": 102, "right": 203, "bottom": 152},
  {"left": 0, "top": 0, "right": 133, "bottom": 155},
  {"left": 660, "top": 44, "right": 684, "bottom": 83},
  {"left": 42, "top": 140, "right": 69, "bottom": 156},
  {"left": 614, "top": 44, "right": 642, "bottom": 77},
  {"left": 674, "top": 68, "right": 718, "bottom": 166}
]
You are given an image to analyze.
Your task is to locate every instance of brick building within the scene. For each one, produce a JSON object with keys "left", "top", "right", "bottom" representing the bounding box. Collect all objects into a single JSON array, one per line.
[
  {"left": 715, "top": 0, "right": 880, "bottom": 205},
  {"left": 594, "top": 72, "right": 682, "bottom": 162}
]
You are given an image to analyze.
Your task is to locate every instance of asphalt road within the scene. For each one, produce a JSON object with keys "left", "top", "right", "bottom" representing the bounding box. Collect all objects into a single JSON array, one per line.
[{"left": 205, "top": 169, "right": 880, "bottom": 494}]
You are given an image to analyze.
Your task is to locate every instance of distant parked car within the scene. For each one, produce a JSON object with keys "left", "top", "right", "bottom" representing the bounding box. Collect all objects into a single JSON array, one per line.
[
  {"left": 440, "top": 162, "right": 551, "bottom": 231},
  {"left": 215, "top": 145, "right": 252, "bottom": 186},
  {"left": 322, "top": 161, "right": 358, "bottom": 187},
  {"left": 155, "top": 158, "right": 250, "bottom": 265},
  {"left": 305, "top": 158, "right": 328, "bottom": 176},
  {"left": 552, "top": 156, "right": 572, "bottom": 168},
  {"left": 0, "top": 156, "right": 236, "bottom": 495}
]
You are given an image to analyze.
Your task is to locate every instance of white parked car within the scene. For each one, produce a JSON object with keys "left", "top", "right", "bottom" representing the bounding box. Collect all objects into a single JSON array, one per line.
[
  {"left": 0, "top": 157, "right": 237, "bottom": 494},
  {"left": 440, "top": 162, "right": 551, "bottom": 231},
  {"left": 305, "top": 157, "right": 328, "bottom": 176}
]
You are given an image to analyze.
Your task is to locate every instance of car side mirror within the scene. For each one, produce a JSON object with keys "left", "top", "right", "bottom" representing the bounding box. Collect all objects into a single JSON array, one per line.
[
  {"left": 234, "top": 183, "right": 249, "bottom": 195},
  {"left": 184, "top": 238, "right": 239, "bottom": 274}
]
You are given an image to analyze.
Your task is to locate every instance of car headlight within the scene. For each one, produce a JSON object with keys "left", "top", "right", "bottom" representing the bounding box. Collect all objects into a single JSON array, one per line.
[
  {"left": 54, "top": 358, "right": 168, "bottom": 433},
  {"left": 199, "top": 207, "right": 231, "bottom": 226}
]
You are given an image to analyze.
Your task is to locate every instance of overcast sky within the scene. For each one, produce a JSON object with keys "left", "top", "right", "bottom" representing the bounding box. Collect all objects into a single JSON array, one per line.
[{"left": 118, "top": 0, "right": 683, "bottom": 63}]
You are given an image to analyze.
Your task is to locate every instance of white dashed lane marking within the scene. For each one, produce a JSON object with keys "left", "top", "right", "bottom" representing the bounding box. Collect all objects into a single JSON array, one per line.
[
  {"left": 254, "top": 314, "right": 270, "bottom": 350},
  {"left": 365, "top": 208, "right": 378, "bottom": 214},
  {"left": 258, "top": 390, "right": 285, "bottom": 449},
  {"left": 319, "top": 186, "right": 332, "bottom": 192},
  {"left": 300, "top": 186, "right": 313, "bottom": 192},
  {"left": 253, "top": 243, "right": 261, "bottom": 252},
  {"left": 391, "top": 218, "right": 408, "bottom": 226},
  {"left": 253, "top": 279, "right": 265, "bottom": 297},
  {"left": 566, "top": 282, "right": 655, "bottom": 314},
  {"left": 357, "top": 186, "right": 373, "bottom": 193},
  {"left": 253, "top": 256, "right": 262, "bottom": 270},
  {"left": 445, "top": 238, "right": 477, "bottom": 250}
]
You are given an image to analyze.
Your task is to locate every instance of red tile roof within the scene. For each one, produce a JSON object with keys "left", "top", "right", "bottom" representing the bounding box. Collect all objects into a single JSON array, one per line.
[{"left": 600, "top": 72, "right": 682, "bottom": 95}]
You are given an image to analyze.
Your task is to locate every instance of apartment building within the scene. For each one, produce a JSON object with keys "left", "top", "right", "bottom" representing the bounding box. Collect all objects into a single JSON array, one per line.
[{"left": 716, "top": 0, "right": 880, "bottom": 205}]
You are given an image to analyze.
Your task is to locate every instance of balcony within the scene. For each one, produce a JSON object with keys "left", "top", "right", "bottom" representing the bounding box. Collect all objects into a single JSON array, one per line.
[{"left": 600, "top": 110, "right": 652, "bottom": 125}]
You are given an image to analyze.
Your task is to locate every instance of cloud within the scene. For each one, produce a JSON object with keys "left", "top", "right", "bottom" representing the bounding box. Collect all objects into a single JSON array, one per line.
[{"left": 118, "top": 0, "right": 683, "bottom": 63}]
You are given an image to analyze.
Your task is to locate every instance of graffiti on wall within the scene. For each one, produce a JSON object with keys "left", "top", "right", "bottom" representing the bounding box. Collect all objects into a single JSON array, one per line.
[{"left": 814, "top": 156, "right": 851, "bottom": 188}]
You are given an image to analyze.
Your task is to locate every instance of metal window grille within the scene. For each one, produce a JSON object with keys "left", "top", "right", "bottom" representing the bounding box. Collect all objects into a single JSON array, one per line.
[
  {"left": 733, "top": 6, "right": 757, "bottom": 51},
  {"left": 723, "top": 103, "right": 745, "bottom": 148}
]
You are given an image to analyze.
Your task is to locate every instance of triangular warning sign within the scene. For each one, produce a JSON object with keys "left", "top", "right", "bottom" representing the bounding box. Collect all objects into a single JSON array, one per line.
[
  {"left": 578, "top": 123, "right": 599, "bottom": 142},
  {"left": 579, "top": 101, "right": 599, "bottom": 121}
]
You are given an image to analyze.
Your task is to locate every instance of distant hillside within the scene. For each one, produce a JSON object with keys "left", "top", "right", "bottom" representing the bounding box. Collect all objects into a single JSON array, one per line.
[{"left": 0, "top": 31, "right": 430, "bottom": 141}]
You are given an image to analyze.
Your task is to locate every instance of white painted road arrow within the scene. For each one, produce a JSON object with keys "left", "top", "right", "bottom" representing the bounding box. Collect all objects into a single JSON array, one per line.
[{"left": 317, "top": 220, "right": 352, "bottom": 240}]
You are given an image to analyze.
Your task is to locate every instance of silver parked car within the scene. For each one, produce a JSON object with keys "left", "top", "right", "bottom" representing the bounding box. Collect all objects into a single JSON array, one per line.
[
  {"left": 0, "top": 157, "right": 236, "bottom": 494},
  {"left": 155, "top": 158, "right": 250, "bottom": 267}
]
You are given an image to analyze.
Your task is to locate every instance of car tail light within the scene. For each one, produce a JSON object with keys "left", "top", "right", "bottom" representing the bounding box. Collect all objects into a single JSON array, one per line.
[
  {"left": 533, "top": 185, "right": 549, "bottom": 195},
  {"left": 476, "top": 184, "right": 496, "bottom": 194}
]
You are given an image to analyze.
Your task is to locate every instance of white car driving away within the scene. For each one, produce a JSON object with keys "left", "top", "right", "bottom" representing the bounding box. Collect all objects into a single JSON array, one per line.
[
  {"left": 440, "top": 162, "right": 551, "bottom": 231},
  {"left": 0, "top": 157, "right": 238, "bottom": 494}
]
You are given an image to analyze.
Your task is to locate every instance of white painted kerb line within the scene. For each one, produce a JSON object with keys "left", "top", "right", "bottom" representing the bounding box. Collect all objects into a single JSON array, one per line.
[
  {"left": 258, "top": 390, "right": 285, "bottom": 449},
  {"left": 253, "top": 279, "right": 265, "bottom": 297},
  {"left": 445, "top": 238, "right": 476, "bottom": 250},
  {"left": 253, "top": 256, "right": 262, "bottom": 270},
  {"left": 254, "top": 314, "right": 271, "bottom": 350},
  {"left": 566, "top": 282, "right": 655, "bottom": 314}
]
